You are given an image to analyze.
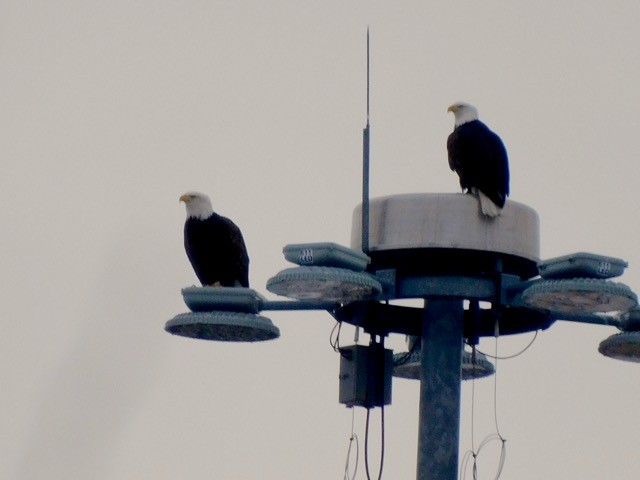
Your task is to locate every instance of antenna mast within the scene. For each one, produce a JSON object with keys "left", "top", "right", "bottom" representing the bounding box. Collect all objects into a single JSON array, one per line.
[{"left": 362, "top": 28, "right": 371, "bottom": 254}]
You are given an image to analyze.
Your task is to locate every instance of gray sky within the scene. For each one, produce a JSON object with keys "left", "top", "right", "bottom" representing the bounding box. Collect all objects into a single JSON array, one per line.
[{"left": 3, "top": 1, "right": 640, "bottom": 478}]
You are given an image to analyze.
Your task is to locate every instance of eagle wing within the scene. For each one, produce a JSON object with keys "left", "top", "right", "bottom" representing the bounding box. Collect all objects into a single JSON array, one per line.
[
  {"left": 184, "top": 214, "right": 250, "bottom": 288},
  {"left": 221, "top": 216, "right": 250, "bottom": 288},
  {"left": 447, "top": 121, "right": 509, "bottom": 207}
]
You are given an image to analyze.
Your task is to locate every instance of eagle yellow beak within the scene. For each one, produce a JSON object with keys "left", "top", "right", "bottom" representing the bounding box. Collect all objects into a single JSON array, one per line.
[
  {"left": 447, "top": 104, "right": 458, "bottom": 113},
  {"left": 179, "top": 194, "right": 191, "bottom": 203}
]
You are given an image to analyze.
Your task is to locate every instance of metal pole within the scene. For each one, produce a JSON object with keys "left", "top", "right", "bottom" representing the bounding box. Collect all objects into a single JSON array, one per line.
[
  {"left": 361, "top": 28, "right": 370, "bottom": 254},
  {"left": 362, "top": 125, "right": 369, "bottom": 253},
  {"left": 417, "top": 299, "right": 464, "bottom": 480}
]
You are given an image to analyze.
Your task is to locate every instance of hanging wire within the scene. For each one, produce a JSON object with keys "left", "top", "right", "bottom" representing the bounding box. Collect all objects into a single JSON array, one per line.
[
  {"left": 461, "top": 434, "right": 507, "bottom": 480},
  {"left": 343, "top": 408, "right": 359, "bottom": 480},
  {"left": 393, "top": 335, "right": 420, "bottom": 366},
  {"left": 379, "top": 407, "right": 385, "bottom": 480},
  {"left": 364, "top": 409, "right": 372, "bottom": 480},
  {"left": 330, "top": 321, "right": 343, "bottom": 352},
  {"left": 330, "top": 321, "right": 353, "bottom": 359},
  {"left": 460, "top": 449, "right": 476, "bottom": 480},
  {"left": 461, "top": 322, "right": 508, "bottom": 480},
  {"left": 461, "top": 346, "right": 478, "bottom": 480},
  {"left": 491, "top": 322, "right": 507, "bottom": 443},
  {"left": 470, "top": 329, "right": 538, "bottom": 360},
  {"left": 485, "top": 322, "right": 508, "bottom": 479},
  {"left": 364, "top": 407, "right": 385, "bottom": 480},
  {"left": 471, "top": 346, "right": 477, "bottom": 453}
]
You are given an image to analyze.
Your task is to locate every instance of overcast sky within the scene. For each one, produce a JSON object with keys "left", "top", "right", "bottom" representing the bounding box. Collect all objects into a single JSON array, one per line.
[{"left": 3, "top": 1, "right": 640, "bottom": 479}]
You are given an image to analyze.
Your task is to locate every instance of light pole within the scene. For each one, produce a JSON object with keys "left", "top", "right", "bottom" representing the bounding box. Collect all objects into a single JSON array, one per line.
[{"left": 166, "top": 192, "right": 639, "bottom": 480}]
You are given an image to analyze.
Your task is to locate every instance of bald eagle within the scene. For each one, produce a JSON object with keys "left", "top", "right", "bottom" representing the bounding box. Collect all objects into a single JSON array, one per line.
[
  {"left": 447, "top": 102, "right": 510, "bottom": 218},
  {"left": 179, "top": 192, "right": 250, "bottom": 287}
]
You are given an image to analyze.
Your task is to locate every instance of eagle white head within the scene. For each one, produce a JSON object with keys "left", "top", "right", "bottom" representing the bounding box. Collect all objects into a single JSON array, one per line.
[
  {"left": 179, "top": 191, "right": 214, "bottom": 220},
  {"left": 448, "top": 102, "right": 479, "bottom": 127}
]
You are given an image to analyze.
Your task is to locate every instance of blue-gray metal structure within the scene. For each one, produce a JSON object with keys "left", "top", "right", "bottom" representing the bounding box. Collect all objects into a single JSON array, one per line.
[
  {"left": 167, "top": 243, "right": 639, "bottom": 480},
  {"left": 418, "top": 299, "right": 464, "bottom": 480},
  {"left": 361, "top": 28, "right": 370, "bottom": 255}
]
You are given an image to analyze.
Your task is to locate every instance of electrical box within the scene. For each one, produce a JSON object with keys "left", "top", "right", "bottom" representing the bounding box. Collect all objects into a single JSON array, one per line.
[{"left": 338, "top": 344, "right": 393, "bottom": 408}]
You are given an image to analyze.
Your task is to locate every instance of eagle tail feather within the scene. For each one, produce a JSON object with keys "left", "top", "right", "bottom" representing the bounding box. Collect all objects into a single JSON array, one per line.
[{"left": 477, "top": 191, "right": 502, "bottom": 218}]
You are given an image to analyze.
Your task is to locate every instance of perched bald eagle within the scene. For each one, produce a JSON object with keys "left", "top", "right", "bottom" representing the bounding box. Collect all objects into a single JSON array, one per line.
[
  {"left": 179, "top": 192, "right": 250, "bottom": 287},
  {"left": 447, "top": 102, "right": 510, "bottom": 217}
]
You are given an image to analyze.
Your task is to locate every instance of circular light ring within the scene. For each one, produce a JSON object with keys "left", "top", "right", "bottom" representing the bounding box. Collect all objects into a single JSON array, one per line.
[
  {"left": 522, "top": 278, "right": 637, "bottom": 314},
  {"left": 393, "top": 349, "right": 494, "bottom": 380},
  {"left": 181, "top": 286, "right": 265, "bottom": 313},
  {"left": 266, "top": 266, "right": 382, "bottom": 301},
  {"left": 392, "top": 350, "right": 422, "bottom": 379},
  {"left": 165, "top": 311, "right": 279, "bottom": 342},
  {"left": 599, "top": 332, "right": 640, "bottom": 363},
  {"left": 461, "top": 350, "right": 495, "bottom": 379}
]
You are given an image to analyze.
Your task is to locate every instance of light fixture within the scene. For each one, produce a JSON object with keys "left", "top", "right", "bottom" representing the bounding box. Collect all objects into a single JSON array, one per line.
[
  {"left": 166, "top": 311, "right": 279, "bottom": 342},
  {"left": 599, "top": 307, "right": 640, "bottom": 362},
  {"left": 165, "top": 287, "right": 279, "bottom": 342},
  {"left": 393, "top": 347, "right": 494, "bottom": 381},
  {"left": 522, "top": 278, "right": 637, "bottom": 314},
  {"left": 599, "top": 332, "right": 640, "bottom": 363},
  {"left": 266, "top": 242, "right": 382, "bottom": 302}
]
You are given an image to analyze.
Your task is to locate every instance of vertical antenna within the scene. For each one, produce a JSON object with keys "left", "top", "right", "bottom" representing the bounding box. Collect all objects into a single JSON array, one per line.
[
  {"left": 362, "top": 27, "right": 371, "bottom": 254},
  {"left": 366, "top": 27, "right": 370, "bottom": 125}
]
